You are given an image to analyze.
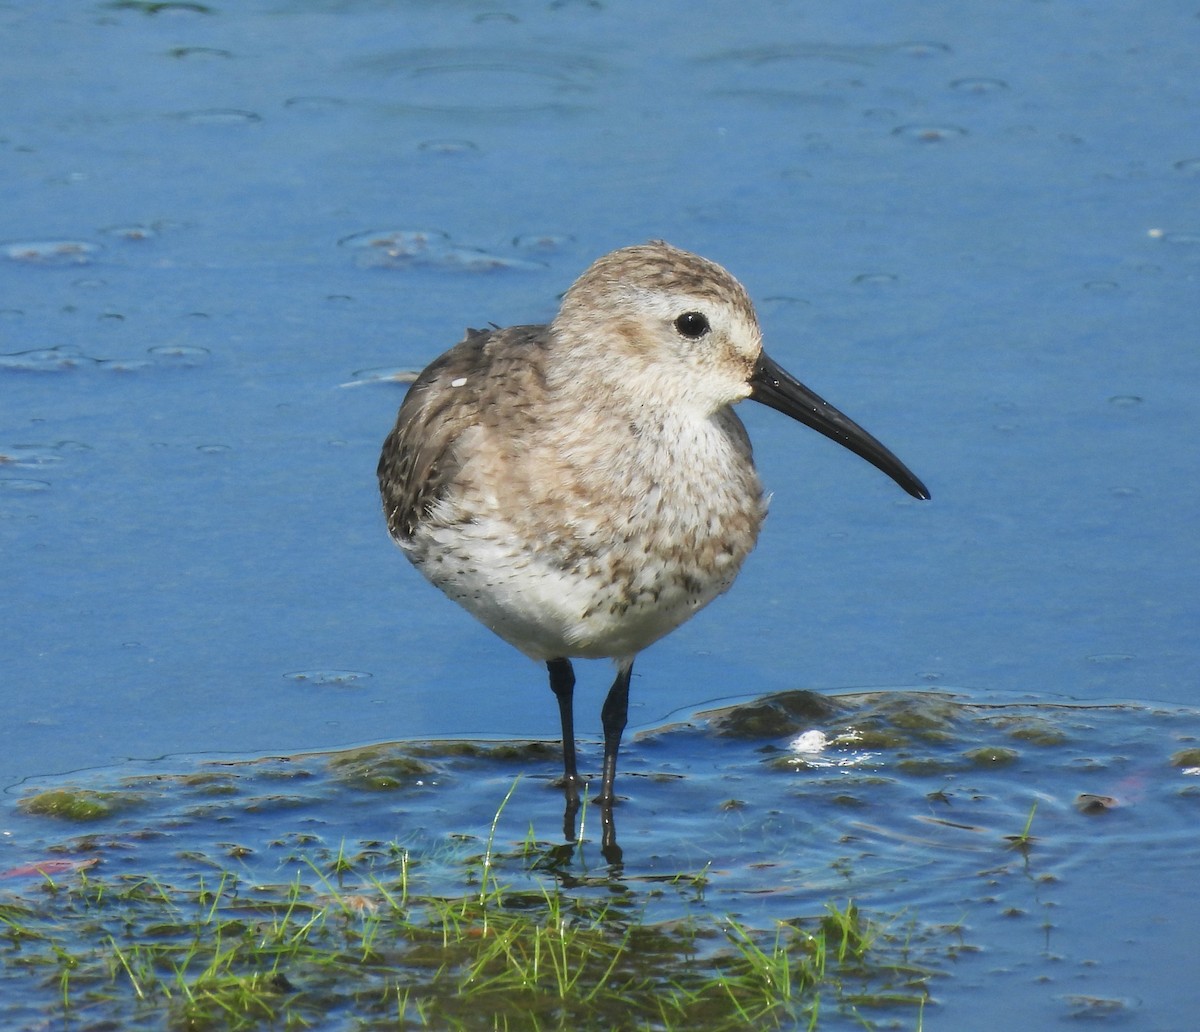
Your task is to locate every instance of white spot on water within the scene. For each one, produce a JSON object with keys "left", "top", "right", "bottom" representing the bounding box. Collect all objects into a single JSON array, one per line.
[{"left": 789, "top": 729, "right": 828, "bottom": 753}]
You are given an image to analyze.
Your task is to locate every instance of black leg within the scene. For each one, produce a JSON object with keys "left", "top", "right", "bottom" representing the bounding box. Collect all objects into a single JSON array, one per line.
[
  {"left": 598, "top": 659, "right": 632, "bottom": 866},
  {"left": 599, "top": 659, "right": 633, "bottom": 805},
  {"left": 547, "top": 659, "right": 580, "bottom": 840}
]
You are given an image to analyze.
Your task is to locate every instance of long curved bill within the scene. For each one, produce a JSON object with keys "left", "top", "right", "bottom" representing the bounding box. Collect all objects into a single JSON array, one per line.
[{"left": 749, "top": 350, "right": 930, "bottom": 500}]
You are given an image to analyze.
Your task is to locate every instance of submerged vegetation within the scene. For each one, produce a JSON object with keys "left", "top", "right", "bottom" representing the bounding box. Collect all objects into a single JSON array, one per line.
[
  {"left": 0, "top": 831, "right": 932, "bottom": 1031},
  {"left": 7, "top": 687, "right": 1192, "bottom": 1029}
]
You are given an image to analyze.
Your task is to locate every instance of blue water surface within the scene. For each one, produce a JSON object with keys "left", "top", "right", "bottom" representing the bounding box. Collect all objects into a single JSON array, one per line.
[{"left": 2, "top": 1, "right": 1199, "bottom": 1028}]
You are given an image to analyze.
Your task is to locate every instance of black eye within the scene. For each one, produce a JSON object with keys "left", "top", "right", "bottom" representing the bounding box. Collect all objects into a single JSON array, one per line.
[{"left": 674, "top": 311, "right": 710, "bottom": 339}]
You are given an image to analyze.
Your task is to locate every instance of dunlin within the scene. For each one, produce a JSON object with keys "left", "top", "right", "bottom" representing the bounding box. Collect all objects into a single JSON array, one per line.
[{"left": 378, "top": 241, "right": 928, "bottom": 850}]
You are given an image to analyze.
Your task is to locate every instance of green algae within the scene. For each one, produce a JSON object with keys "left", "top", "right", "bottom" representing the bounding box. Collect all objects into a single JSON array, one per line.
[
  {"left": 17, "top": 788, "right": 142, "bottom": 822},
  {"left": 325, "top": 746, "right": 437, "bottom": 790},
  {"left": 963, "top": 746, "right": 1020, "bottom": 767}
]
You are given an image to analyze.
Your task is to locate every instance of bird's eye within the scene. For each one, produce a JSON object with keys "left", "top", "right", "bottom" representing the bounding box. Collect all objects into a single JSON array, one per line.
[{"left": 674, "top": 311, "right": 710, "bottom": 339}]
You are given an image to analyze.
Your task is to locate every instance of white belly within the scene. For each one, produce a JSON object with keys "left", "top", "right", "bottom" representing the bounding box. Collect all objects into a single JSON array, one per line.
[
  {"left": 401, "top": 407, "right": 767, "bottom": 662},
  {"left": 405, "top": 515, "right": 746, "bottom": 661}
]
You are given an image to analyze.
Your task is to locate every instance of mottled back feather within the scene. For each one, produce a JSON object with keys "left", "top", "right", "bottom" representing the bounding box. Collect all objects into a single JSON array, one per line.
[{"left": 377, "top": 325, "right": 549, "bottom": 542}]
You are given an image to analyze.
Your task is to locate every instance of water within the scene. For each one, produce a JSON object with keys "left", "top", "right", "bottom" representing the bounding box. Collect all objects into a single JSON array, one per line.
[{"left": 3, "top": 1, "right": 1199, "bottom": 1028}]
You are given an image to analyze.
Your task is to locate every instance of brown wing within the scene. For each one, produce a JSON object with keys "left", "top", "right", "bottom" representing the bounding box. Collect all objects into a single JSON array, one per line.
[{"left": 376, "top": 325, "right": 548, "bottom": 542}]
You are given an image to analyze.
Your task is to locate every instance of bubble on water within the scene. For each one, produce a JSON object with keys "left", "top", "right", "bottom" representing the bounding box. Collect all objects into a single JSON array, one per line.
[
  {"left": 0, "top": 478, "right": 50, "bottom": 493},
  {"left": 474, "top": 10, "right": 519, "bottom": 22},
  {"left": 1108, "top": 395, "right": 1142, "bottom": 407},
  {"left": 113, "top": 1, "right": 214, "bottom": 15},
  {"left": 148, "top": 344, "right": 210, "bottom": 366},
  {"left": 148, "top": 345, "right": 203, "bottom": 357},
  {"left": 892, "top": 124, "right": 968, "bottom": 143},
  {"left": 51, "top": 171, "right": 90, "bottom": 186},
  {"left": 1083, "top": 280, "right": 1119, "bottom": 292},
  {"left": 440, "top": 246, "right": 544, "bottom": 272},
  {"left": 1059, "top": 995, "right": 1134, "bottom": 1021},
  {"left": 702, "top": 42, "right": 877, "bottom": 68},
  {"left": 1172, "top": 157, "right": 1200, "bottom": 176},
  {"left": 2, "top": 342, "right": 209, "bottom": 375},
  {"left": 339, "top": 228, "right": 449, "bottom": 261},
  {"left": 339, "top": 229, "right": 545, "bottom": 272},
  {"left": 168, "top": 45, "right": 231, "bottom": 60},
  {"left": 3, "top": 240, "right": 100, "bottom": 266},
  {"left": 284, "top": 670, "right": 373, "bottom": 687},
  {"left": 1109, "top": 486, "right": 1137, "bottom": 498},
  {"left": 893, "top": 41, "right": 952, "bottom": 59},
  {"left": 853, "top": 272, "right": 898, "bottom": 285},
  {"left": 862, "top": 107, "right": 898, "bottom": 123},
  {"left": 383, "top": 49, "right": 598, "bottom": 112},
  {"left": 949, "top": 77, "right": 1008, "bottom": 95},
  {"left": 196, "top": 444, "right": 231, "bottom": 454},
  {"left": 1085, "top": 653, "right": 1134, "bottom": 665},
  {"left": 176, "top": 109, "right": 262, "bottom": 126},
  {"left": 283, "top": 96, "right": 347, "bottom": 112},
  {"left": 73, "top": 278, "right": 108, "bottom": 289},
  {"left": 417, "top": 139, "right": 478, "bottom": 155},
  {"left": 101, "top": 224, "right": 157, "bottom": 242},
  {"left": 99, "top": 356, "right": 155, "bottom": 373},
  {"left": 0, "top": 345, "right": 99, "bottom": 372},
  {"left": 513, "top": 233, "right": 573, "bottom": 253},
  {"left": 0, "top": 446, "right": 64, "bottom": 469},
  {"left": 761, "top": 295, "right": 810, "bottom": 310}
]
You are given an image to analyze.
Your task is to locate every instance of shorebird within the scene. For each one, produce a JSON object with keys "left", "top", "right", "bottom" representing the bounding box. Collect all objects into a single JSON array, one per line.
[{"left": 378, "top": 241, "right": 928, "bottom": 846}]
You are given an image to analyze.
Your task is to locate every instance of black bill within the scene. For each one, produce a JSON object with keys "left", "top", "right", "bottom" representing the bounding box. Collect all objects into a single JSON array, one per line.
[{"left": 749, "top": 350, "right": 930, "bottom": 500}]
